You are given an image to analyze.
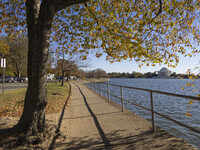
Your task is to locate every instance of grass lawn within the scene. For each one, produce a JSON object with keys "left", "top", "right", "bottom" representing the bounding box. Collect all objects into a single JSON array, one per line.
[{"left": 0, "top": 82, "right": 69, "bottom": 117}]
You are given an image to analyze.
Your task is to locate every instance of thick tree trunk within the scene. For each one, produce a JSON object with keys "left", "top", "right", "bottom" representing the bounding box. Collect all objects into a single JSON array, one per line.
[
  {"left": 15, "top": 0, "right": 56, "bottom": 136},
  {"left": 12, "top": 0, "right": 89, "bottom": 143}
]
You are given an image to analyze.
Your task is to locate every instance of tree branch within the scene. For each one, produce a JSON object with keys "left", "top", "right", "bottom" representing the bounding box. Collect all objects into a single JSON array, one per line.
[
  {"left": 84, "top": 2, "right": 99, "bottom": 26},
  {"left": 55, "top": 0, "right": 89, "bottom": 12},
  {"left": 148, "top": 0, "right": 162, "bottom": 24}
]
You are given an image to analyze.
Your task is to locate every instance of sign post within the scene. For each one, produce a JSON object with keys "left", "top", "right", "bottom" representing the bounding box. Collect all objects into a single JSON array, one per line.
[{"left": 1, "top": 58, "right": 6, "bottom": 94}]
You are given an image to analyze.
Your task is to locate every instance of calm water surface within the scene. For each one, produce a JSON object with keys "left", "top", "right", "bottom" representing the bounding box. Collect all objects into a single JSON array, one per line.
[{"left": 89, "top": 78, "right": 200, "bottom": 149}]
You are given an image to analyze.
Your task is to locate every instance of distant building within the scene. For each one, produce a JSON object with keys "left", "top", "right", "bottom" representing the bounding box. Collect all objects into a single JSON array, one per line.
[{"left": 158, "top": 67, "right": 172, "bottom": 77}]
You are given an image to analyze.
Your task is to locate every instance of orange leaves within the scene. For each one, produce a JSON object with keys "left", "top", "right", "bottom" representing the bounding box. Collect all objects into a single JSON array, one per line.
[
  {"left": 182, "top": 51, "right": 186, "bottom": 55},
  {"left": 0, "top": 0, "right": 26, "bottom": 36},
  {"left": 182, "top": 71, "right": 200, "bottom": 118},
  {"left": 186, "top": 100, "right": 195, "bottom": 117},
  {"left": 95, "top": 53, "right": 102, "bottom": 58},
  {"left": 92, "top": 5, "right": 96, "bottom": 11},
  {"left": 185, "top": 112, "right": 192, "bottom": 117},
  {"left": 0, "top": 96, "right": 24, "bottom": 117},
  {"left": 186, "top": 83, "right": 191, "bottom": 87},
  {"left": 187, "top": 13, "right": 190, "bottom": 18},
  {"left": 82, "top": 55, "right": 87, "bottom": 60},
  {"left": 123, "top": 55, "right": 128, "bottom": 60}
]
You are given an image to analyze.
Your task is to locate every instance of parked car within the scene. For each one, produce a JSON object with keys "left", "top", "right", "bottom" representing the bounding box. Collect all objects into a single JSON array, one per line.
[
  {"left": 0, "top": 76, "right": 14, "bottom": 83},
  {"left": 14, "top": 76, "right": 28, "bottom": 82}
]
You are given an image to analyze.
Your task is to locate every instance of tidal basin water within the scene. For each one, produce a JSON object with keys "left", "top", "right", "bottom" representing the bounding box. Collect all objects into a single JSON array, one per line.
[{"left": 89, "top": 78, "right": 200, "bottom": 149}]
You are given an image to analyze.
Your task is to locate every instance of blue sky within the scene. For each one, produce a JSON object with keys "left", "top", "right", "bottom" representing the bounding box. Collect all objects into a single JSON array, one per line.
[{"left": 85, "top": 53, "right": 200, "bottom": 74}]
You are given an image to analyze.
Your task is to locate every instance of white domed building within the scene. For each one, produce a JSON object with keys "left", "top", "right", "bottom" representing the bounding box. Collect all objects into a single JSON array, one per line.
[{"left": 158, "top": 67, "right": 172, "bottom": 77}]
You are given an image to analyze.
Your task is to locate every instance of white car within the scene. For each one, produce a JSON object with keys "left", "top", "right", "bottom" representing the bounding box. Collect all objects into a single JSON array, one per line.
[{"left": 16, "top": 77, "right": 28, "bottom": 82}]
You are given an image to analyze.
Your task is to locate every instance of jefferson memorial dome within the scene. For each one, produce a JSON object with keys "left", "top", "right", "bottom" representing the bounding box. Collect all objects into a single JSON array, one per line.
[{"left": 158, "top": 67, "right": 171, "bottom": 77}]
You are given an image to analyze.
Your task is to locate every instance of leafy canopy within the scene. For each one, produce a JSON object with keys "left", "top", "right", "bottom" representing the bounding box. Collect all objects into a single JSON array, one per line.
[{"left": 1, "top": 0, "right": 200, "bottom": 67}]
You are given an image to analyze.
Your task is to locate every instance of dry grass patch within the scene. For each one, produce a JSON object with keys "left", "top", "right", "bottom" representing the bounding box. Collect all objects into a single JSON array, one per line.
[
  {"left": 46, "top": 82, "right": 69, "bottom": 114},
  {"left": 0, "top": 82, "right": 69, "bottom": 117}
]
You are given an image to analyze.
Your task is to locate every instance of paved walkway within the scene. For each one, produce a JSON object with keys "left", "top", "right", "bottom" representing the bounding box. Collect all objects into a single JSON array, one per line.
[{"left": 50, "top": 82, "right": 197, "bottom": 150}]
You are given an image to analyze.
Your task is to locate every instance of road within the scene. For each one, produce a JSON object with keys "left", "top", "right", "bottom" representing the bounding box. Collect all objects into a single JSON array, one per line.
[{"left": 0, "top": 82, "right": 28, "bottom": 93}]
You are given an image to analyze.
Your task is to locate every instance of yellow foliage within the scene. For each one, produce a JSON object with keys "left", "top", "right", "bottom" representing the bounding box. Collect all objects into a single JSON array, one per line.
[
  {"left": 186, "top": 83, "right": 191, "bottom": 86},
  {"left": 0, "top": 40, "right": 9, "bottom": 55},
  {"left": 1, "top": 0, "right": 200, "bottom": 66},
  {"left": 185, "top": 112, "right": 192, "bottom": 117},
  {"left": 188, "top": 100, "right": 193, "bottom": 105}
]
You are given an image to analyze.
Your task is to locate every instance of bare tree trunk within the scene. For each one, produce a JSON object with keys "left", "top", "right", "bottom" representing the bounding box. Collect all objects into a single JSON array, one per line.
[
  {"left": 61, "top": 51, "right": 65, "bottom": 86},
  {"left": 61, "top": 70, "right": 65, "bottom": 86},
  {"left": 66, "top": 72, "right": 70, "bottom": 82}
]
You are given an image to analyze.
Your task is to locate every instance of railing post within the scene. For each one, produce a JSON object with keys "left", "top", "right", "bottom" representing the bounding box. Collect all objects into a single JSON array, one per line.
[
  {"left": 100, "top": 83, "right": 102, "bottom": 96},
  {"left": 150, "top": 91, "right": 155, "bottom": 132},
  {"left": 121, "top": 86, "right": 124, "bottom": 112},
  {"left": 107, "top": 84, "right": 110, "bottom": 102},
  {"left": 92, "top": 82, "right": 94, "bottom": 91},
  {"left": 95, "top": 82, "right": 97, "bottom": 93}
]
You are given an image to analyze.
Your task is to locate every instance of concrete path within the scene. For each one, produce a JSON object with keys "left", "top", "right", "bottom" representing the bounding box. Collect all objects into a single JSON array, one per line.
[{"left": 51, "top": 82, "right": 197, "bottom": 150}]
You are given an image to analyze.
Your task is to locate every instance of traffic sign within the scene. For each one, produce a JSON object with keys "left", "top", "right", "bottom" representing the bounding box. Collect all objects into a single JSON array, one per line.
[{"left": 1, "top": 58, "right": 6, "bottom": 68}]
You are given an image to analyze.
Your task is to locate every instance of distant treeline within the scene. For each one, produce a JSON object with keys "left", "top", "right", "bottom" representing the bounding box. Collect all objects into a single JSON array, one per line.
[
  {"left": 107, "top": 72, "right": 199, "bottom": 79},
  {"left": 107, "top": 72, "right": 157, "bottom": 78},
  {"left": 85, "top": 69, "right": 199, "bottom": 79}
]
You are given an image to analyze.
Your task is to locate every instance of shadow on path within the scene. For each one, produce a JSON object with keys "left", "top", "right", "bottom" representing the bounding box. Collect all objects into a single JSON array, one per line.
[
  {"left": 48, "top": 126, "right": 179, "bottom": 150},
  {"left": 48, "top": 84, "right": 71, "bottom": 150},
  {"left": 64, "top": 111, "right": 120, "bottom": 120},
  {"left": 75, "top": 83, "right": 111, "bottom": 149}
]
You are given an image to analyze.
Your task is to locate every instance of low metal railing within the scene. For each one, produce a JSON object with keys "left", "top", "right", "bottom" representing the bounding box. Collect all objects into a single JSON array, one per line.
[{"left": 86, "top": 82, "right": 200, "bottom": 134}]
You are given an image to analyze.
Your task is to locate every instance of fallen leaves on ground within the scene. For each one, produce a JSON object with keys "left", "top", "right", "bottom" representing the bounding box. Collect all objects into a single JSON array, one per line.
[{"left": 0, "top": 82, "right": 69, "bottom": 117}]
